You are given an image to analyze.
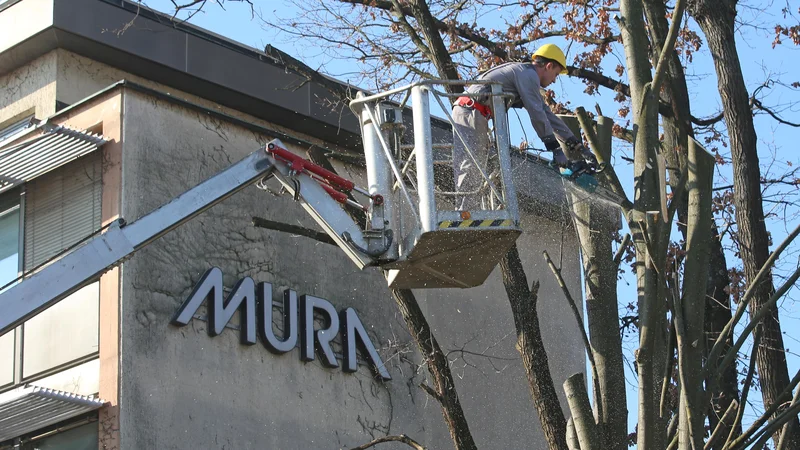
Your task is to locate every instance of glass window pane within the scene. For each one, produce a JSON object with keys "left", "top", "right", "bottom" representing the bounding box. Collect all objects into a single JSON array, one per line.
[
  {"left": 22, "top": 282, "right": 99, "bottom": 378},
  {"left": 22, "top": 421, "right": 98, "bottom": 450},
  {"left": 0, "top": 332, "right": 12, "bottom": 386},
  {"left": 0, "top": 205, "right": 19, "bottom": 386},
  {"left": 29, "top": 359, "right": 99, "bottom": 396},
  {"left": 0, "top": 206, "right": 19, "bottom": 288}
]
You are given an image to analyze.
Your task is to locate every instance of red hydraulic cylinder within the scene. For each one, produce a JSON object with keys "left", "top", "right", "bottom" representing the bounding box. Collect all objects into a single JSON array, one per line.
[
  {"left": 266, "top": 143, "right": 355, "bottom": 192},
  {"left": 320, "top": 184, "right": 368, "bottom": 211}
]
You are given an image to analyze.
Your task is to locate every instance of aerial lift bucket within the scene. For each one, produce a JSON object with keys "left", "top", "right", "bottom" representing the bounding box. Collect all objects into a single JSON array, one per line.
[{"left": 350, "top": 81, "right": 521, "bottom": 289}]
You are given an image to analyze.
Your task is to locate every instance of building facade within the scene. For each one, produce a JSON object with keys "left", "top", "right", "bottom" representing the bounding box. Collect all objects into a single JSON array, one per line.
[{"left": 0, "top": 1, "right": 586, "bottom": 448}]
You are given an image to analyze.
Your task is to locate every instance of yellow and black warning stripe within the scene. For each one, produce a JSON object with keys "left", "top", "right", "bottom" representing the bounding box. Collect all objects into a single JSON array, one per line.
[{"left": 438, "top": 219, "right": 515, "bottom": 229}]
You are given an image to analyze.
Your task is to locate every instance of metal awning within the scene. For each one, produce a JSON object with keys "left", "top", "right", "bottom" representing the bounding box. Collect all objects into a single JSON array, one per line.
[
  {"left": 0, "top": 115, "right": 37, "bottom": 143},
  {"left": 0, "top": 386, "right": 106, "bottom": 442},
  {"left": 0, "top": 125, "right": 108, "bottom": 194}
]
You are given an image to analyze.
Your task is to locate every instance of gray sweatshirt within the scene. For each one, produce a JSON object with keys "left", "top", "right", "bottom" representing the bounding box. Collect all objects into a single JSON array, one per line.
[{"left": 466, "top": 62, "right": 576, "bottom": 143}]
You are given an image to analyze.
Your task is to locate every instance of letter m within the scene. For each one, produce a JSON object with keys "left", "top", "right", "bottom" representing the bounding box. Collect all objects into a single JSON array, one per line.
[{"left": 170, "top": 267, "right": 256, "bottom": 345}]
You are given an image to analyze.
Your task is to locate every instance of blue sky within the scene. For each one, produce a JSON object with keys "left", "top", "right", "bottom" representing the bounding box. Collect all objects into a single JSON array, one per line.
[{"left": 140, "top": 0, "right": 799, "bottom": 441}]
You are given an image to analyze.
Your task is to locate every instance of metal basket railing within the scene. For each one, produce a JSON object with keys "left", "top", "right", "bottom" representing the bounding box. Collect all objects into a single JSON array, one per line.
[{"left": 349, "top": 80, "right": 520, "bottom": 265}]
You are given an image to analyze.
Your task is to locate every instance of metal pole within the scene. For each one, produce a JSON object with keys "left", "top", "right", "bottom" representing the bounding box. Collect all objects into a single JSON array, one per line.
[
  {"left": 489, "top": 82, "right": 519, "bottom": 221},
  {"left": 356, "top": 93, "right": 398, "bottom": 259},
  {"left": 412, "top": 86, "right": 437, "bottom": 233},
  {"left": 361, "top": 103, "right": 420, "bottom": 227}
]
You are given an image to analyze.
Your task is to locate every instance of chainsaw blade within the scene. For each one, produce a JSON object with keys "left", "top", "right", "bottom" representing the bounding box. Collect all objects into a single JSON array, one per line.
[{"left": 557, "top": 169, "right": 626, "bottom": 209}]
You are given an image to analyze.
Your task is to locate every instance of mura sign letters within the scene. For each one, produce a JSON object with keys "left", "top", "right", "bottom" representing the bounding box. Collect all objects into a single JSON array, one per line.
[{"left": 171, "top": 267, "right": 391, "bottom": 381}]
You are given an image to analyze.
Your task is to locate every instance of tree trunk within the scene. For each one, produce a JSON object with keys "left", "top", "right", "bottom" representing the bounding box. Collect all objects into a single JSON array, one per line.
[
  {"left": 677, "top": 139, "right": 714, "bottom": 449},
  {"left": 641, "top": 1, "right": 742, "bottom": 445},
  {"left": 564, "top": 115, "right": 628, "bottom": 450},
  {"left": 619, "top": 0, "right": 668, "bottom": 447},
  {"left": 687, "top": 1, "right": 799, "bottom": 447},
  {"left": 308, "top": 154, "right": 476, "bottom": 449},
  {"left": 390, "top": 288, "right": 478, "bottom": 450},
  {"left": 573, "top": 203, "right": 627, "bottom": 450},
  {"left": 564, "top": 373, "right": 600, "bottom": 450},
  {"left": 704, "top": 233, "right": 742, "bottom": 448},
  {"left": 408, "top": 0, "right": 462, "bottom": 92},
  {"left": 382, "top": 3, "right": 568, "bottom": 447},
  {"left": 499, "top": 246, "right": 569, "bottom": 450},
  {"left": 392, "top": 3, "right": 568, "bottom": 447}
]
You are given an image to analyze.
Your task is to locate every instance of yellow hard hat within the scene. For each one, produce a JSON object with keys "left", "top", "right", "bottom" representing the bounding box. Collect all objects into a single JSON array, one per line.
[{"left": 533, "top": 43, "right": 568, "bottom": 74}]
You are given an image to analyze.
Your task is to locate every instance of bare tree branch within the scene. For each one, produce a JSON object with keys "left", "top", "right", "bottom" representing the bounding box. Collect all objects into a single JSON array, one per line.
[
  {"left": 613, "top": 233, "right": 632, "bottom": 267},
  {"left": 650, "top": 0, "right": 687, "bottom": 95},
  {"left": 776, "top": 385, "right": 800, "bottom": 450},
  {"left": 347, "top": 434, "right": 427, "bottom": 450},
  {"left": 705, "top": 222, "right": 800, "bottom": 382},
  {"left": 721, "top": 326, "right": 762, "bottom": 449},
  {"left": 543, "top": 250, "right": 603, "bottom": 423},
  {"left": 728, "top": 369, "right": 800, "bottom": 449},
  {"left": 693, "top": 111, "right": 725, "bottom": 126},
  {"left": 751, "top": 97, "right": 800, "bottom": 127},
  {"left": 704, "top": 400, "right": 738, "bottom": 450}
]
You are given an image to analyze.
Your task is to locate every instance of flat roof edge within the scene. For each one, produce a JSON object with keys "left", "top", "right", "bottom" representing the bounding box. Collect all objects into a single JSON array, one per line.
[{"left": 50, "top": 80, "right": 349, "bottom": 153}]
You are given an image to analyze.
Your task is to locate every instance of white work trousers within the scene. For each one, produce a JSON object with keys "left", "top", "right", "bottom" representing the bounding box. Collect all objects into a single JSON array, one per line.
[{"left": 452, "top": 105, "right": 491, "bottom": 211}]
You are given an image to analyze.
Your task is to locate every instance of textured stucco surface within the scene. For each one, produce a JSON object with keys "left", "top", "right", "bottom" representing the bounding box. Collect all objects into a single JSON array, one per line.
[
  {"left": 0, "top": 51, "right": 56, "bottom": 125},
  {"left": 116, "top": 88, "right": 585, "bottom": 450},
  {"left": 119, "top": 90, "right": 403, "bottom": 450}
]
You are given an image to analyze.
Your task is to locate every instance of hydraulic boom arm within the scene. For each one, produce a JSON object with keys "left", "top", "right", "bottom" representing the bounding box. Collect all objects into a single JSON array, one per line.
[
  {"left": 0, "top": 140, "right": 382, "bottom": 336},
  {"left": 0, "top": 148, "right": 276, "bottom": 335}
]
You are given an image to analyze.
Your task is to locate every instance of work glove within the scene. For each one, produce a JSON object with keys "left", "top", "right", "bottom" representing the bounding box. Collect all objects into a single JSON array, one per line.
[
  {"left": 551, "top": 149, "right": 569, "bottom": 167},
  {"left": 542, "top": 135, "right": 568, "bottom": 167},
  {"left": 566, "top": 137, "right": 599, "bottom": 171}
]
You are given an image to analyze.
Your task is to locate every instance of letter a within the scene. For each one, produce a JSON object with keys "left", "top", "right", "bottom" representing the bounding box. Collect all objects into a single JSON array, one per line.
[{"left": 340, "top": 308, "right": 391, "bottom": 380}]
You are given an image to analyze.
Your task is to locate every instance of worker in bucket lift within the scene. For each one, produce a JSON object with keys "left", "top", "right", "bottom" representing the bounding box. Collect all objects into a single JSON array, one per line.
[{"left": 452, "top": 43, "right": 599, "bottom": 210}]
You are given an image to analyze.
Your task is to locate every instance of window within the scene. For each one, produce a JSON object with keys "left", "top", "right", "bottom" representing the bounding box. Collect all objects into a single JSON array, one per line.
[
  {"left": 20, "top": 420, "right": 98, "bottom": 450},
  {"left": 0, "top": 151, "right": 102, "bottom": 388},
  {"left": 0, "top": 191, "right": 20, "bottom": 387},
  {"left": 21, "top": 153, "right": 102, "bottom": 378},
  {"left": 24, "top": 151, "right": 102, "bottom": 270},
  {"left": 0, "top": 114, "right": 36, "bottom": 145},
  {"left": 0, "top": 194, "right": 19, "bottom": 288}
]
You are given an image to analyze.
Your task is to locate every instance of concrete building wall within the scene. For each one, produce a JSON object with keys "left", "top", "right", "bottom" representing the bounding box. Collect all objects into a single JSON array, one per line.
[
  {"left": 0, "top": 51, "right": 56, "bottom": 125},
  {"left": 118, "top": 89, "right": 401, "bottom": 449},
  {"left": 116, "top": 88, "right": 585, "bottom": 449}
]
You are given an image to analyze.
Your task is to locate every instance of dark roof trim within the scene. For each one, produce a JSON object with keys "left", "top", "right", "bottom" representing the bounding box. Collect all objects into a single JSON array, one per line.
[{"left": 97, "top": 0, "right": 283, "bottom": 64}]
